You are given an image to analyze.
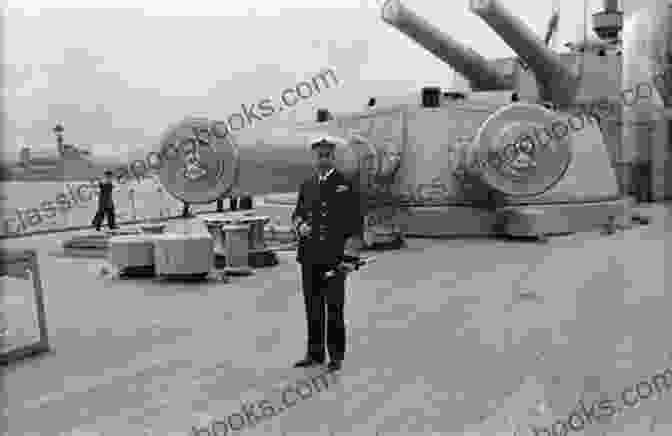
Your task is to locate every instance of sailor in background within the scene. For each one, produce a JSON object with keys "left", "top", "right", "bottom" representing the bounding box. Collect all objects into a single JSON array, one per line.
[
  {"left": 91, "top": 170, "right": 118, "bottom": 231},
  {"left": 181, "top": 202, "right": 192, "bottom": 218},
  {"left": 291, "top": 136, "right": 364, "bottom": 372}
]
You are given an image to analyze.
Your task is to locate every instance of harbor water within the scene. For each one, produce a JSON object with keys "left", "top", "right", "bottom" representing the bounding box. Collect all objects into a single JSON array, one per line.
[{"left": 0, "top": 179, "right": 222, "bottom": 237}]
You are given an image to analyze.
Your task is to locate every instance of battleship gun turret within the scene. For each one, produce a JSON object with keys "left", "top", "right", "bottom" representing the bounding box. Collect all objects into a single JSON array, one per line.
[
  {"left": 151, "top": 0, "right": 633, "bottom": 246},
  {"left": 470, "top": 0, "right": 580, "bottom": 107},
  {"left": 335, "top": 0, "right": 628, "bottom": 242},
  {"left": 382, "top": 0, "right": 513, "bottom": 91}
]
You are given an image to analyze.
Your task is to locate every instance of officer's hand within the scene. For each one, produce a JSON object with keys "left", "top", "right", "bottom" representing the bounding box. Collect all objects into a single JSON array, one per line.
[
  {"left": 345, "top": 237, "right": 363, "bottom": 254},
  {"left": 298, "top": 223, "right": 311, "bottom": 237}
]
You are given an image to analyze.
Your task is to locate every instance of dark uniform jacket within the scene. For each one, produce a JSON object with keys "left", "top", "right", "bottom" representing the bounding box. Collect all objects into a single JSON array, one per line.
[
  {"left": 292, "top": 169, "right": 363, "bottom": 266},
  {"left": 97, "top": 181, "right": 114, "bottom": 209}
]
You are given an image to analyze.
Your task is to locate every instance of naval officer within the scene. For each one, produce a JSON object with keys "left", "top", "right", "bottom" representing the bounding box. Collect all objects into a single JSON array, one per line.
[{"left": 291, "top": 136, "right": 364, "bottom": 372}]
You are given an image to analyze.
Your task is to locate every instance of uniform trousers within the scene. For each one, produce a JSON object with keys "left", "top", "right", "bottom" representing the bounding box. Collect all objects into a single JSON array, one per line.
[
  {"left": 92, "top": 207, "right": 116, "bottom": 230},
  {"left": 300, "top": 263, "right": 346, "bottom": 362},
  {"left": 633, "top": 161, "right": 653, "bottom": 203}
]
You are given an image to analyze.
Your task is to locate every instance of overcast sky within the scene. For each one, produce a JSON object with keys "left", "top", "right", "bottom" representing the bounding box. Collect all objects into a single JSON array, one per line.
[{"left": 0, "top": 0, "right": 656, "bottom": 160}]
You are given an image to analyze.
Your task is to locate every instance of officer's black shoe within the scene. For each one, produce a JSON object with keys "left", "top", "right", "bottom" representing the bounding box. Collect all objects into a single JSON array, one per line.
[
  {"left": 293, "top": 357, "right": 324, "bottom": 368},
  {"left": 327, "top": 360, "right": 342, "bottom": 372}
]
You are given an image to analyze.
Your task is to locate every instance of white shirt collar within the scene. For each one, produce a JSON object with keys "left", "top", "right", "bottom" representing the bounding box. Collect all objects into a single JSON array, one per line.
[{"left": 318, "top": 167, "right": 335, "bottom": 182}]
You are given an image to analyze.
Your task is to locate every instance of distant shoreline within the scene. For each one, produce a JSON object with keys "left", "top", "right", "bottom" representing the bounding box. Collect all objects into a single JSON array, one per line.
[
  {"left": 1, "top": 175, "right": 102, "bottom": 182},
  {"left": 1, "top": 146, "right": 312, "bottom": 183},
  {"left": 0, "top": 160, "right": 313, "bottom": 197},
  {"left": 0, "top": 162, "right": 110, "bottom": 182}
]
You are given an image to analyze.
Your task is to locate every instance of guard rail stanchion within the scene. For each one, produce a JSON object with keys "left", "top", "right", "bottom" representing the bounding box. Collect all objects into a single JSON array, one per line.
[{"left": 129, "top": 188, "right": 137, "bottom": 221}]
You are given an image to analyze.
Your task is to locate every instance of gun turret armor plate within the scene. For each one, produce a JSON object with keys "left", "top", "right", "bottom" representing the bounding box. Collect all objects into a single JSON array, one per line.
[
  {"left": 157, "top": 117, "right": 239, "bottom": 204},
  {"left": 471, "top": 103, "right": 573, "bottom": 197}
]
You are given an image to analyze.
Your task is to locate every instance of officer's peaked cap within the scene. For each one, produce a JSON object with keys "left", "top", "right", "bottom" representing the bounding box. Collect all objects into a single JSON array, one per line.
[{"left": 309, "top": 135, "right": 345, "bottom": 150}]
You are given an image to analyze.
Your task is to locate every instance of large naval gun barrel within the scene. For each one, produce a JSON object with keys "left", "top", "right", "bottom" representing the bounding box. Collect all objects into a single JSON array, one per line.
[
  {"left": 381, "top": 0, "right": 512, "bottom": 91},
  {"left": 470, "top": 0, "right": 579, "bottom": 107}
]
